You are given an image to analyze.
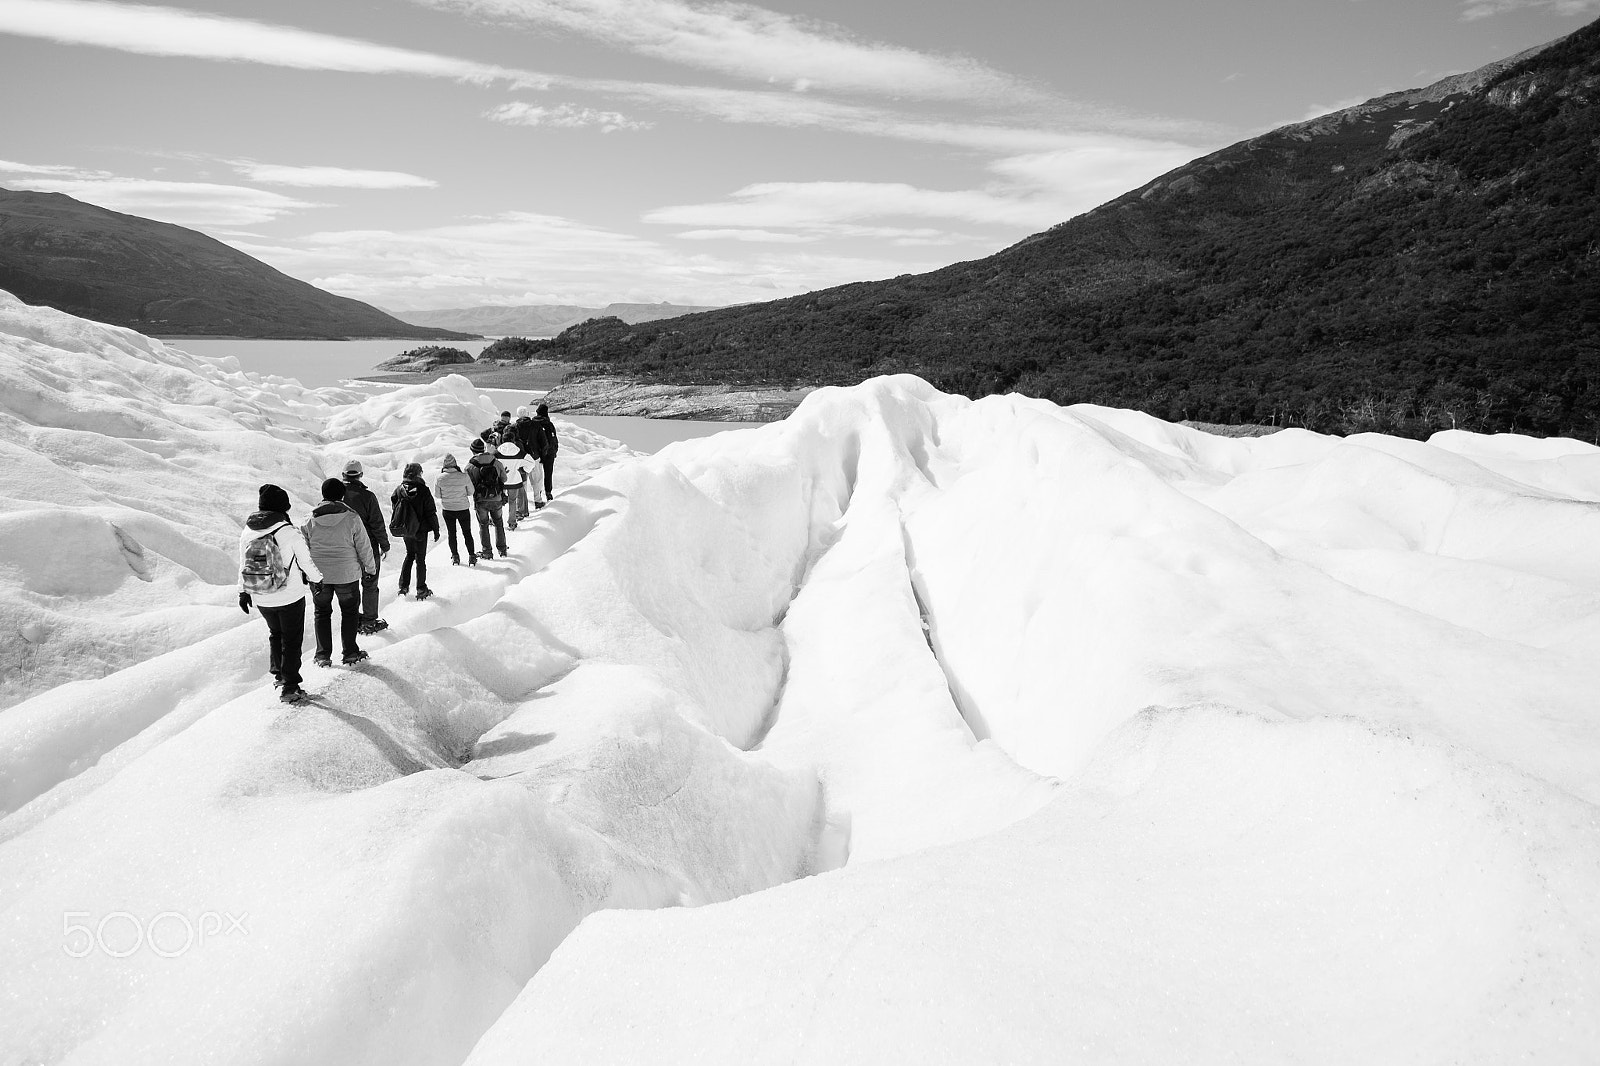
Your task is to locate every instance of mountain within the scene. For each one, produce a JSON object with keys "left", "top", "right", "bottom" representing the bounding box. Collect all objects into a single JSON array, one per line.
[
  {"left": 530, "top": 21, "right": 1600, "bottom": 439},
  {"left": 0, "top": 189, "right": 473, "bottom": 340},
  {"left": 397, "top": 301, "right": 724, "bottom": 336}
]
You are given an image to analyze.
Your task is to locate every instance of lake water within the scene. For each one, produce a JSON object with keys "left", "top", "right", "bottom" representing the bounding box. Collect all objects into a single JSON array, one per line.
[
  {"left": 158, "top": 337, "right": 498, "bottom": 389},
  {"left": 165, "top": 337, "right": 759, "bottom": 454}
]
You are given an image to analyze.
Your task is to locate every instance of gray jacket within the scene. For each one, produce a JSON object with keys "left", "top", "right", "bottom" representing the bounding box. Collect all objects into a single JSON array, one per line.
[{"left": 301, "top": 501, "right": 376, "bottom": 585}]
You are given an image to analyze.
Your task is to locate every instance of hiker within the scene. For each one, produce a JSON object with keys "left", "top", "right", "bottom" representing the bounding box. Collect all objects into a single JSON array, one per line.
[
  {"left": 512, "top": 406, "right": 544, "bottom": 508},
  {"left": 467, "top": 438, "right": 509, "bottom": 558},
  {"left": 496, "top": 438, "right": 534, "bottom": 527},
  {"left": 340, "top": 460, "right": 390, "bottom": 634},
  {"left": 239, "top": 483, "right": 324, "bottom": 704},
  {"left": 390, "top": 462, "right": 440, "bottom": 599},
  {"left": 531, "top": 402, "right": 559, "bottom": 505},
  {"left": 492, "top": 410, "right": 513, "bottom": 443},
  {"left": 303, "top": 478, "right": 377, "bottom": 667},
  {"left": 435, "top": 453, "right": 477, "bottom": 566}
]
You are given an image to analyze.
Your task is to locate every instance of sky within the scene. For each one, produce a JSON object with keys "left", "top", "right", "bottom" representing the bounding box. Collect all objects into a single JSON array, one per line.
[{"left": 0, "top": 0, "right": 1595, "bottom": 313}]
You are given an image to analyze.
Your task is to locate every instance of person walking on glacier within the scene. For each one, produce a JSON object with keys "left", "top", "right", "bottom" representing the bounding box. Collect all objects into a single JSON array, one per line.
[
  {"left": 496, "top": 438, "right": 534, "bottom": 528},
  {"left": 434, "top": 453, "right": 477, "bottom": 566},
  {"left": 239, "top": 484, "right": 324, "bottom": 704},
  {"left": 340, "top": 460, "right": 390, "bottom": 634},
  {"left": 467, "top": 438, "right": 509, "bottom": 558},
  {"left": 303, "top": 478, "right": 377, "bottom": 667},
  {"left": 390, "top": 462, "right": 440, "bottom": 599},
  {"left": 531, "top": 402, "right": 559, "bottom": 506}
]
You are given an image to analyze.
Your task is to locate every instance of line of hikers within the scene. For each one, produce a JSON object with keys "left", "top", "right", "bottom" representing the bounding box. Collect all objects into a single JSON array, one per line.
[{"left": 237, "top": 403, "right": 560, "bottom": 704}]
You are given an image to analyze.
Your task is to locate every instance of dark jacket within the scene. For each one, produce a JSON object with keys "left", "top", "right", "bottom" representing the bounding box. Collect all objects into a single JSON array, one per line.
[
  {"left": 467, "top": 454, "right": 506, "bottom": 502},
  {"left": 303, "top": 501, "right": 376, "bottom": 585},
  {"left": 513, "top": 416, "right": 539, "bottom": 457},
  {"left": 342, "top": 475, "right": 389, "bottom": 555},
  {"left": 531, "top": 415, "right": 558, "bottom": 459},
  {"left": 390, "top": 477, "right": 440, "bottom": 538}
]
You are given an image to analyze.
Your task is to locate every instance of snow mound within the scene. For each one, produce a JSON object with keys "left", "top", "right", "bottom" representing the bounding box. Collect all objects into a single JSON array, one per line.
[{"left": 2, "top": 298, "right": 1599, "bottom": 1065}]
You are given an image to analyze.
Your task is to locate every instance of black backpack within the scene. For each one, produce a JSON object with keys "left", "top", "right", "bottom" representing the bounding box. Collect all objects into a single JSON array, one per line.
[
  {"left": 472, "top": 460, "right": 503, "bottom": 500},
  {"left": 389, "top": 488, "right": 419, "bottom": 536}
]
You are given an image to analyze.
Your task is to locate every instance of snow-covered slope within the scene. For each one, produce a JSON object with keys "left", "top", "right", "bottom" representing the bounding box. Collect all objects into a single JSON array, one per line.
[{"left": 1, "top": 295, "right": 1597, "bottom": 1065}]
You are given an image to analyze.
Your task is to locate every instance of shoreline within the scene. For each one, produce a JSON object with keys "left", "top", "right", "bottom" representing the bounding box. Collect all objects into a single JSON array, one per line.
[{"left": 356, "top": 359, "right": 572, "bottom": 391}]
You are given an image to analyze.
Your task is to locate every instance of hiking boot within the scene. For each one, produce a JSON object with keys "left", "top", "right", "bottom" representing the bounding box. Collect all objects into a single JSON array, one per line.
[
  {"left": 534, "top": 501, "right": 546, "bottom": 509},
  {"left": 342, "top": 650, "right": 370, "bottom": 666},
  {"left": 397, "top": 586, "right": 409, "bottom": 597},
  {"left": 280, "top": 687, "right": 310, "bottom": 704},
  {"left": 313, "top": 656, "right": 332, "bottom": 669},
  {"left": 272, "top": 675, "right": 284, "bottom": 689},
  {"left": 357, "top": 618, "right": 388, "bottom": 635},
  {"left": 498, "top": 549, "right": 509, "bottom": 558},
  {"left": 468, "top": 555, "right": 478, "bottom": 566},
  {"left": 416, "top": 588, "right": 433, "bottom": 601},
  {"left": 451, "top": 557, "right": 461, "bottom": 566}
]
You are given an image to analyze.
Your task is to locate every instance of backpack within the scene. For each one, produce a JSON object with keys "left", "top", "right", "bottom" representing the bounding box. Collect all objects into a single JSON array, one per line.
[
  {"left": 536, "top": 420, "right": 558, "bottom": 459},
  {"left": 472, "top": 460, "right": 503, "bottom": 500},
  {"left": 241, "top": 525, "right": 291, "bottom": 594},
  {"left": 389, "top": 491, "right": 415, "bottom": 537},
  {"left": 514, "top": 418, "right": 540, "bottom": 459}
]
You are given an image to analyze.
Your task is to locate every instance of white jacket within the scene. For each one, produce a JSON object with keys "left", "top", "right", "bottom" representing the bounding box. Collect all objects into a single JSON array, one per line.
[
  {"left": 238, "top": 520, "right": 324, "bottom": 609},
  {"left": 495, "top": 442, "right": 533, "bottom": 487}
]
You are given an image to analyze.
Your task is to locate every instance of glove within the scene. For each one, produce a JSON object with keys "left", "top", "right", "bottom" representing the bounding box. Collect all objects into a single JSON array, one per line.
[
  {"left": 433, "top": 531, "right": 440, "bottom": 542},
  {"left": 309, "top": 581, "right": 324, "bottom": 594},
  {"left": 238, "top": 591, "right": 252, "bottom": 614}
]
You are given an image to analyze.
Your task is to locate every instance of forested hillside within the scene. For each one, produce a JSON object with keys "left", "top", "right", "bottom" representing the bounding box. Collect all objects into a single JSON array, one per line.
[{"left": 527, "top": 21, "right": 1600, "bottom": 438}]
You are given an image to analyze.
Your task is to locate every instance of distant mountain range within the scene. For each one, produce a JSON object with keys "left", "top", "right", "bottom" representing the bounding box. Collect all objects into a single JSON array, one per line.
[
  {"left": 530, "top": 19, "right": 1600, "bottom": 439},
  {"left": 393, "top": 302, "right": 724, "bottom": 336},
  {"left": 0, "top": 189, "right": 472, "bottom": 340}
]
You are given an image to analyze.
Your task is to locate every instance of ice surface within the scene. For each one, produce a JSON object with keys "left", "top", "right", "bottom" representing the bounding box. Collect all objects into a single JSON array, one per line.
[{"left": 2, "top": 293, "right": 1598, "bottom": 1064}]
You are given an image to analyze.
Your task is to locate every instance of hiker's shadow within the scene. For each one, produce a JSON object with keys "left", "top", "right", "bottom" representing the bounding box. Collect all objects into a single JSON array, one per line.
[
  {"left": 317, "top": 704, "right": 431, "bottom": 776},
  {"left": 472, "top": 730, "right": 555, "bottom": 759}
]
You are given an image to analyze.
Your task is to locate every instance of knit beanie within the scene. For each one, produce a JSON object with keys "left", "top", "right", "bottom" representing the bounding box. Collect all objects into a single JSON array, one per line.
[
  {"left": 442, "top": 453, "right": 458, "bottom": 470},
  {"left": 321, "top": 478, "right": 346, "bottom": 502},
  {"left": 470, "top": 438, "right": 486, "bottom": 453},
  {"left": 536, "top": 403, "right": 549, "bottom": 417},
  {"left": 258, "top": 484, "right": 290, "bottom": 513}
]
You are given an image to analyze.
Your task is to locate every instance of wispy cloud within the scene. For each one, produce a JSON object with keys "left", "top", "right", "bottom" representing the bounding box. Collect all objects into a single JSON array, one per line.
[
  {"left": 229, "top": 162, "right": 439, "bottom": 189},
  {"left": 225, "top": 211, "right": 944, "bottom": 308},
  {"left": 486, "top": 102, "right": 652, "bottom": 132},
  {"left": 419, "top": 0, "right": 1034, "bottom": 103},
  {"left": 646, "top": 135, "right": 1197, "bottom": 238},
  {"left": 0, "top": 159, "right": 324, "bottom": 226},
  {"left": 1460, "top": 0, "right": 1599, "bottom": 18},
  {"left": 0, "top": 0, "right": 544, "bottom": 85}
]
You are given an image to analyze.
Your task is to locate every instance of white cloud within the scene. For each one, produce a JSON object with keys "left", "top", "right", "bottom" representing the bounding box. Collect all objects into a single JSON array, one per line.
[
  {"left": 1461, "top": 0, "right": 1599, "bottom": 18},
  {"left": 676, "top": 228, "right": 820, "bottom": 243},
  {"left": 486, "top": 102, "right": 652, "bottom": 132},
  {"left": 419, "top": 0, "right": 1034, "bottom": 103},
  {"left": 223, "top": 211, "right": 944, "bottom": 307},
  {"left": 0, "top": 158, "right": 112, "bottom": 178},
  {"left": 229, "top": 163, "right": 438, "bottom": 189},
  {"left": 646, "top": 135, "right": 1196, "bottom": 238},
  {"left": 3, "top": 176, "right": 323, "bottom": 226},
  {"left": 0, "top": 0, "right": 545, "bottom": 86}
]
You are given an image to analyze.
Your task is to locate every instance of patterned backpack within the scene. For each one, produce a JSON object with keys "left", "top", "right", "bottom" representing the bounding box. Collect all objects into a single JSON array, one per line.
[{"left": 241, "top": 525, "right": 291, "bottom": 594}]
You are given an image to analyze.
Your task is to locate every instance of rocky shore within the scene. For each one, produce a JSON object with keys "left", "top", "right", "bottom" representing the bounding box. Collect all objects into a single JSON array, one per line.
[{"left": 540, "top": 376, "right": 815, "bottom": 422}]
